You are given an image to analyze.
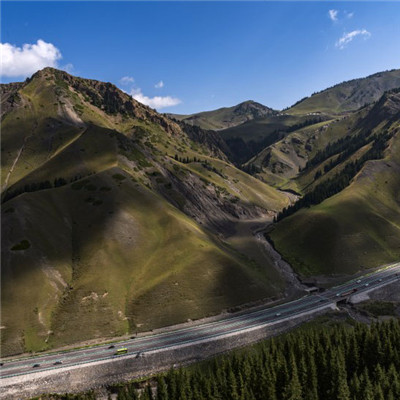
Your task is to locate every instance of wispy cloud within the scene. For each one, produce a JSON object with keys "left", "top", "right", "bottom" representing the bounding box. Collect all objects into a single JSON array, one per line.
[
  {"left": 335, "top": 29, "right": 371, "bottom": 49},
  {"left": 119, "top": 76, "right": 134, "bottom": 85},
  {"left": 154, "top": 80, "right": 164, "bottom": 89},
  {"left": 130, "top": 88, "right": 181, "bottom": 110},
  {"left": 0, "top": 39, "right": 62, "bottom": 77},
  {"left": 345, "top": 11, "right": 354, "bottom": 19},
  {"left": 62, "top": 63, "right": 74, "bottom": 74},
  {"left": 328, "top": 9, "right": 338, "bottom": 22}
]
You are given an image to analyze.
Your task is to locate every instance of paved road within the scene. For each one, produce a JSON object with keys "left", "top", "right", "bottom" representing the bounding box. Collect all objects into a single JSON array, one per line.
[{"left": 1, "top": 263, "right": 399, "bottom": 380}]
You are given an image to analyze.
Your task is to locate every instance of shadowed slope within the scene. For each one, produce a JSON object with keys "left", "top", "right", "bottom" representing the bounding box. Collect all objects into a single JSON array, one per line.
[{"left": 1, "top": 68, "right": 289, "bottom": 356}]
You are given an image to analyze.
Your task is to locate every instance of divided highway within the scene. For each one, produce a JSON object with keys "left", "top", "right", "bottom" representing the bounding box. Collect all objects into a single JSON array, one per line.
[{"left": 1, "top": 263, "right": 399, "bottom": 380}]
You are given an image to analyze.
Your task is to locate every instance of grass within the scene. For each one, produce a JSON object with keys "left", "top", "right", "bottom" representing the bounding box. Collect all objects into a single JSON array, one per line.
[
  {"left": 0, "top": 68, "right": 296, "bottom": 357},
  {"left": 357, "top": 301, "right": 397, "bottom": 317},
  {"left": 1, "top": 168, "right": 282, "bottom": 355},
  {"left": 288, "top": 69, "right": 400, "bottom": 115},
  {"left": 270, "top": 128, "right": 400, "bottom": 278}
]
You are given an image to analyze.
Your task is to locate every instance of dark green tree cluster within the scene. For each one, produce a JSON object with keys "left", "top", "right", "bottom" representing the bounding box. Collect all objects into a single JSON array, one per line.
[
  {"left": 174, "top": 154, "right": 204, "bottom": 164},
  {"left": 242, "top": 163, "right": 262, "bottom": 175},
  {"left": 277, "top": 131, "right": 392, "bottom": 221},
  {"left": 3, "top": 175, "right": 86, "bottom": 203},
  {"left": 285, "top": 117, "right": 322, "bottom": 133},
  {"left": 304, "top": 129, "right": 374, "bottom": 171},
  {"left": 39, "top": 320, "right": 400, "bottom": 400},
  {"left": 226, "top": 131, "right": 283, "bottom": 165},
  {"left": 117, "top": 320, "right": 400, "bottom": 400}
]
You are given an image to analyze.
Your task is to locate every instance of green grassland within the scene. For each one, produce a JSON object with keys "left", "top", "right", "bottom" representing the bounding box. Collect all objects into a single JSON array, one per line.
[
  {"left": 1, "top": 69, "right": 290, "bottom": 356},
  {"left": 169, "top": 100, "right": 276, "bottom": 131},
  {"left": 270, "top": 125, "right": 400, "bottom": 278},
  {"left": 288, "top": 69, "right": 400, "bottom": 115}
]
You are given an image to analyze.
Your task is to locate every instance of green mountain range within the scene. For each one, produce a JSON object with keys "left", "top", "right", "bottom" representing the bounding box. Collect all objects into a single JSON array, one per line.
[
  {"left": 1, "top": 68, "right": 289, "bottom": 356},
  {"left": 168, "top": 100, "right": 277, "bottom": 130},
  {"left": 1, "top": 67, "right": 400, "bottom": 357}
]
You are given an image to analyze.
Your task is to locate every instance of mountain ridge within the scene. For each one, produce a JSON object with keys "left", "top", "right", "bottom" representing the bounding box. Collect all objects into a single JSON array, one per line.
[{"left": 1, "top": 67, "right": 290, "bottom": 356}]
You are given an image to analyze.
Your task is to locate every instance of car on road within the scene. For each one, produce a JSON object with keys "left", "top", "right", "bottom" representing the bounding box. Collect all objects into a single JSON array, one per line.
[
  {"left": 32, "top": 364, "right": 40, "bottom": 368},
  {"left": 115, "top": 347, "right": 128, "bottom": 355},
  {"left": 356, "top": 280, "right": 361, "bottom": 283},
  {"left": 108, "top": 345, "right": 115, "bottom": 349},
  {"left": 53, "top": 361, "right": 62, "bottom": 365},
  {"left": 0, "top": 362, "right": 3, "bottom": 366},
  {"left": 378, "top": 278, "right": 383, "bottom": 282},
  {"left": 365, "top": 283, "right": 369, "bottom": 287},
  {"left": 275, "top": 313, "right": 281, "bottom": 317}
]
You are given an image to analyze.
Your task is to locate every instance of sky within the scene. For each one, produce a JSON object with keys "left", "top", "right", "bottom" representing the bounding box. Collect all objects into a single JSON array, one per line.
[{"left": 1, "top": 1, "right": 400, "bottom": 114}]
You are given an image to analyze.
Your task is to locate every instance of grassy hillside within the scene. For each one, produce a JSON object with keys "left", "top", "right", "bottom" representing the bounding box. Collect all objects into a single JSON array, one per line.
[
  {"left": 1, "top": 68, "right": 289, "bottom": 356},
  {"left": 289, "top": 69, "right": 400, "bottom": 115},
  {"left": 219, "top": 114, "right": 327, "bottom": 165},
  {"left": 168, "top": 100, "right": 277, "bottom": 130},
  {"left": 270, "top": 91, "right": 400, "bottom": 279}
]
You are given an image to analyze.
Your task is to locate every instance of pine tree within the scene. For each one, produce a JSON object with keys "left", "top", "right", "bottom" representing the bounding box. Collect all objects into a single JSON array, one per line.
[
  {"left": 283, "top": 352, "right": 302, "bottom": 400},
  {"left": 156, "top": 376, "right": 168, "bottom": 400}
]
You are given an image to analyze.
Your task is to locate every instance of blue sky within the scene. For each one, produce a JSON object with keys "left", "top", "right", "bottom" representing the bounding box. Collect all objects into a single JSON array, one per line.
[{"left": 1, "top": 1, "right": 400, "bottom": 113}]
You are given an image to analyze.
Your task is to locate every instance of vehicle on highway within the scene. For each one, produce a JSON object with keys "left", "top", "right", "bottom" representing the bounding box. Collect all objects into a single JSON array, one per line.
[
  {"left": 115, "top": 347, "right": 128, "bottom": 355},
  {"left": 275, "top": 313, "right": 281, "bottom": 317},
  {"left": 378, "top": 278, "right": 383, "bottom": 282},
  {"left": 108, "top": 345, "right": 115, "bottom": 349},
  {"left": 341, "top": 288, "right": 357, "bottom": 297},
  {"left": 365, "top": 283, "right": 369, "bottom": 287},
  {"left": 32, "top": 364, "right": 40, "bottom": 368},
  {"left": 0, "top": 362, "right": 3, "bottom": 366},
  {"left": 356, "top": 280, "right": 361, "bottom": 283},
  {"left": 53, "top": 361, "right": 62, "bottom": 365}
]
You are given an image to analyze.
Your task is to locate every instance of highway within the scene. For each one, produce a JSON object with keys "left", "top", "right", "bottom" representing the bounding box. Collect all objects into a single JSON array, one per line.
[{"left": 1, "top": 263, "right": 399, "bottom": 380}]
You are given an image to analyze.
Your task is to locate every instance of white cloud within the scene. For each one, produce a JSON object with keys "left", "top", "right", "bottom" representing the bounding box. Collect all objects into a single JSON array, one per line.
[
  {"left": 120, "top": 76, "right": 134, "bottom": 85},
  {"left": 345, "top": 11, "right": 354, "bottom": 19},
  {"left": 154, "top": 80, "right": 164, "bottom": 89},
  {"left": 61, "top": 63, "right": 74, "bottom": 74},
  {"left": 335, "top": 29, "right": 371, "bottom": 49},
  {"left": 329, "top": 9, "right": 338, "bottom": 22},
  {"left": 130, "top": 88, "right": 181, "bottom": 110},
  {"left": 0, "top": 39, "right": 62, "bottom": 77}
]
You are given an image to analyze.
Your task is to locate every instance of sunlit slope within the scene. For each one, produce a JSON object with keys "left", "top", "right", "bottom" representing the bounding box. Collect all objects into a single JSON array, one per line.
[
  {"left": 1, "top": 68, "right": 289, "bottom": 355},
  {"left": 270, "top": 112, "right": 400, "bottom": 278},
  {"left": 169, "top": 100, "right": 277, "bottom": 130},
  {"left": 289, "top": 69, "right": 400, "bottom": 115},
  {"left": 246, "top": 110, "right": 371, "bottom": 191}
]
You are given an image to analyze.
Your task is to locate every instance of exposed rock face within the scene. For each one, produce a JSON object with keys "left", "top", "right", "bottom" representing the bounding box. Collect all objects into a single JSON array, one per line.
[{"left": 232, "top": 100, "right": 277, "bottom": 121}]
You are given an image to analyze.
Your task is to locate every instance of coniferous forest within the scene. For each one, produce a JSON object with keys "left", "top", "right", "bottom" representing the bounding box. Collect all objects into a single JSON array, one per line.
[{"left": 41, "top": 319, "right": 400, "bottom": 400}]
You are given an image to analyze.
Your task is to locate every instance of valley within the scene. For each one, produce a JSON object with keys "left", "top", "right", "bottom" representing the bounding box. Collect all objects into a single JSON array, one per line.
[{"left": 1, "top": 67, "right": 400, "bottom": 363}]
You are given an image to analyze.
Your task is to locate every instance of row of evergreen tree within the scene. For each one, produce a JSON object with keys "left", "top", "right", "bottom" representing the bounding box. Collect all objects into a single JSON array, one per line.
[
  {"left": 285, "top": 117, "right": 323, "bottom": 134},
  {"left": 276, "top": 131, "right": 392, "bottom": 221},
  {"left": 2, "top": 175, "right": 85, "bottom": 203},
  {"left": 46, "top": 319, "right": 400, "bottom": 400},
  {"left": 303, "top": 129, "right": 375, "bottom": 171},
  {"left": 174, "top": 155, "right": 207, "bottom": 164}
]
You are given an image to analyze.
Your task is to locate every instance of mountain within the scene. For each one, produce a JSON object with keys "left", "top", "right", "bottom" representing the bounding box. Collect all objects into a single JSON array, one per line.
[
  {"left": 1, "top": 68, "right": 290, "bottom": 356},
  {"left": 219, "top": 113, "right": 327, "bottom": 165},
  {"left": 168, "top": 100, "right": 277, "bottom": 130},
  {"left": 269, "top": 89, "right": 400, "bottom": 282},
  {"left": 288, "top": 69, "right": 400, "bottom": 115}
]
